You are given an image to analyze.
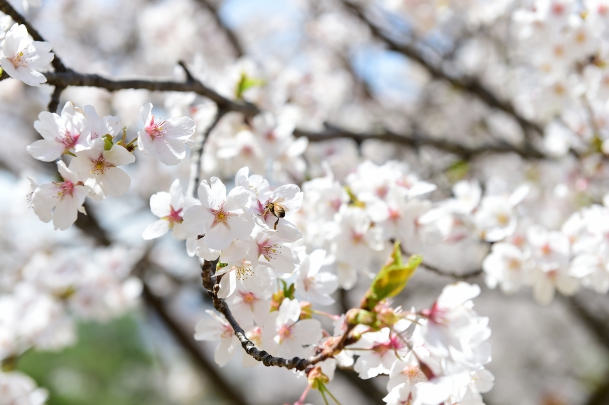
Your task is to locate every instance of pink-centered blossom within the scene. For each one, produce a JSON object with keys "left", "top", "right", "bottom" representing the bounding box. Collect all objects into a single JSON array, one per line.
[
  {"left": 69, "top": 138, "right": 135, "bottom": 200},
  {"left": 142, "top": 179, "right": 198, "bottom": 240},
  {"left": 194, "top": 310, "right": 240, "bottom": 367},
  {"left": 137, "top": 102, "right": 195, "bottom": 166},
  {"left": 31, "top": 161, "right": 88, "bottom": 231},
  {"left": 182, "top": 177, "right": 254, "bottom": 250},
  {"left": 261, "top": 298, "right": 322, "bottom": 358},
  {"left": 295, "top": 249, "right": 338, "bottom": 305},
  {"left": 27, "top": 102, "right": 87, "bottom": 162},
  {"left": 0, "top": 23, "right": 53, "bottom": 86}
]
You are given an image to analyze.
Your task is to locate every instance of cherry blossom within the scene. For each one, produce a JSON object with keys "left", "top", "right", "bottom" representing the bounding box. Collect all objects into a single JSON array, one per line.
[
  {"left": 295, "top": 249, "right": 338, "bottom": 305},
  {"left": 142, "top": 179, "right": 198, "bottom": 240},
  {"left": 27, "top": 102, "right": 87, "bottom": 162},
  {"left": 0, "top": 23, "right": 53, "bottom": 86},
  {"left": 82, "top": 105, "right": 122, "bottom": 143},
  {"left": 261, "top": 298, "right": 322, "bottom": 358},
  {"left": 182, "top": 177, "right": 254, "bottom": 250},
  {"left": 349, "top": 327, "right": 410, "bottom": 379},
  {"left": 421, "top": 283, "right": 491, "bottom": 373},
  {"left": 215, "top": 239, "right": 274, "bottom": 299},
  {"left": 31, "top": 161, "right": 88, "bottom": 230},
  {"left": 194, "top": 310, "right": 240, "bottom": 367},
  {"left": 137, "top": 102, "right": 196, "bottom": 165},
  {"left": 0, "top": 371, "right": 48, "bottom": 405},
  {"left": 69, "top": 138, "right": 135, "bottom": 200}
]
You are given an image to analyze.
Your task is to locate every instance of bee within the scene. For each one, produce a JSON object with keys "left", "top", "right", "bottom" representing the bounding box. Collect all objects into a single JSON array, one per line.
[{"left": 262, "top": 200, "right": 286, "bottom": 230}]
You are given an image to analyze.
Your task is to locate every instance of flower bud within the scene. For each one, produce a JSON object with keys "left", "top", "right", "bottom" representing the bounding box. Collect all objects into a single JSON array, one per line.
[{"left": 362, "top": 242, "right": 421, "bottom": 310}]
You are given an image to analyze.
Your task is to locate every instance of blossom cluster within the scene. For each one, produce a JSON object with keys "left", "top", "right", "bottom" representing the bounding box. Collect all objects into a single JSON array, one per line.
[
  {"left": 142, "top": 164, "right": 494, "bottom": 404},
  {"left": 26, "top": 101, "right": 195, "bottom": 230},
  {"left": 0, "top": 246, "right": 141, "bottom": 403},
  {"left": 0, "top": 22, "right": 53, "bottom": 86},
  {"left": 8, "top": 0, "right": 609, "bottom": 402}
]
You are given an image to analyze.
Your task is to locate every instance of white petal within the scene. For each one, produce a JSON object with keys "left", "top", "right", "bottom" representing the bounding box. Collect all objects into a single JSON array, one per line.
[
  {"left": 100, "top": 167, "right": 131, "bottom": 197},
  {"left": 142, "top": 220, "right": 170, "bottom": 240}
]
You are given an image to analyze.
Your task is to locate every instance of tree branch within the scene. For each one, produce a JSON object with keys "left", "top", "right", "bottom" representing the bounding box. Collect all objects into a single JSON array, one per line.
[
  {"left": 294, "top": 125, "right": 546, "bottom": 159},
  {"left": 142, "top": 282, "right": 249, "bottom": 405},
  {"left": 201, "top": 260, "right": 360, "bottom": 372},
  {"left": 43, "top": 70, "right": 259, "bottom": 115},
  {"left": 47, "top": 84, "right": 65, "bottom": 113},
  {"left": 195, "top": 0, "right": 244, "bottom": 57},
  {"left": 339, "top": 0, "right": 543, "bottom": 138}
]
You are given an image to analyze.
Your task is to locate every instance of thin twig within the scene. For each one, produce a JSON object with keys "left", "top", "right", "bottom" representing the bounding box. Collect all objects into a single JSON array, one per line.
[
  {"left": 187, "top": 107, "right": 227, "bottom": 197},
  {"left": 195, "top": 0, "right": 244, "bottom": 57},
  {"left": 294, "top": 125, "right": 546, "bottom": 159},
  {"left": 340, "top": 0, "right": 543, "bottom": 140}
]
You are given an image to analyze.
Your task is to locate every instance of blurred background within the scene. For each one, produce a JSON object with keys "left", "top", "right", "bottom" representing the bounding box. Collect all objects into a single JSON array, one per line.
[{"left": 2, "top": 0, "right": 609, "bottom": 404}]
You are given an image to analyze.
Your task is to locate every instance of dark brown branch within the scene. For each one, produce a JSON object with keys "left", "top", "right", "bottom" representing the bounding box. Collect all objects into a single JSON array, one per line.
[
  {"left": 141, "top": 282, "right": 248, "bottom": 405},
  {"left": 201, "top": 260, "right": 361, "bottom": 373},
  {"left": 195, "top": 0, "right": 244, "bottom": 57},
  {"left": 7, "top": 64, "right": 550, "bottom": 160},
  {"left": 42, "top": 70, "right": 259, "bottom": 116},
  {"left": 201, "top": 260, "right": 311, "bottom": 370},
  {"left": 0, "top": 0, "right": 66, "bottom": 72},
  {"left": 295, "top": 125, "right": 546, "bottom": 160},
  {"left": 47, "top": 84, "right": 65, "bottom": 113},
  {"left": 340, "top": 0, "right": 543, "bottom": 137}
]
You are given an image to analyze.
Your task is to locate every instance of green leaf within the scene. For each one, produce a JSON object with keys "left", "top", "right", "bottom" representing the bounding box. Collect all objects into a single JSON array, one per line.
[
  {"left": 363, "top": 242, "right": 422, "bottom": 310},
  {"left": 102, "top": 134, "right": 114, "bottom": 151},
  {"left": 445, "top": 160, "right": 469, "bottom": 182},
  {"left": 235, "top": 71, "right": 265, "bottom": 99}
]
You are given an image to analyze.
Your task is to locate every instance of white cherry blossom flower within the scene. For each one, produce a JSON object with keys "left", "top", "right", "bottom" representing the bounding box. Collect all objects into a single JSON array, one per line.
[
  {"left": 483, "top": 242, "right": 530, "bottom": 294},
  {"left": 253, "top": 228, "right": 299, "bottom": 274},
  {"left": 0, "top": 23, "right": 53, "bottom": 86},
  {"left": 142, "top": 179, "right": 198, "bottom": 240},
  {"left": 0, "top": 371, "right": 48, "bottom": 405},
  {"left": 250, "top": 112, "right": 296, "bottom": 158},
  {"left": 295, "top": 249, "right": 338, "bottom": 305},
  {"left": 31, "top": 161, "right": 88, "bottom": 230},
  {"left": 421, "top": 283, "right": 491, "bottom": 373},
  {"left": 69, "top": 138, "right": 135, "bottom": 200},
  {"left": 261, "top": 298, "right": 322, "bottom": 358},
  {"left": 82, "top": 105, "right": 122, "bottom": 143},
  {"left": 182, "top": 177, "right": 254, "bottom": 250},
  {"left": 27, "top": 102, "right": 87, "bottom": 162},
  {"left": 474, "top": 185, "right": 528, "bottom": 242},
  {"left": 216, "top": 240, "right": 274, "bottom": 299},
  {"left": 349, "top": 327, "right": 409, "bottom": 379},
  {"left": 137, "top": 102, "right": 195, "bottom": 165},
  {"left": 333, "top": 207, "right": 385, "bottom": 269},
  {"left": 526, "top": 225, "right": 578, "bottom": 304},
  {"left": 234, "top": 166, "right": 270, "bottom": 199},
  {"left": 254, "top": 184, "right": 304, "bottom": 241},
  {"left": 194, "top": 310, "right": 240, "bottom": 367},
  {"left": 225, "top": 284, "right": 271, "bottom": 328}
]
